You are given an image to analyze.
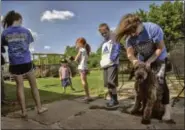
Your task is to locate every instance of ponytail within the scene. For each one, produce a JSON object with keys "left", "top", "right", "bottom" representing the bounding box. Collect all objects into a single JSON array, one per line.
[
  {"left": 76, "top": 37, "right": 91, "bottom": 56},
  {"left": 2, "top": 10, "right": 22, "bottom": 29},
  {"left": 85, "top": 43, "right": 91, "bottom": 56}
]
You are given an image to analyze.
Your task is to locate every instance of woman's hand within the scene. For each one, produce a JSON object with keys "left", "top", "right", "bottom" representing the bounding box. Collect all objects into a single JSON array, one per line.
[{"left": 127, "top": 47, "right": 139, "bottom": 66}]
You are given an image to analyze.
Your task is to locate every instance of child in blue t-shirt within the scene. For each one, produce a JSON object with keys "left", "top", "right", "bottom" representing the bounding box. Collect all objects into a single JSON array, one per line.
[{"left": 1, "top": 10, "right": 48, "bottom": 117}]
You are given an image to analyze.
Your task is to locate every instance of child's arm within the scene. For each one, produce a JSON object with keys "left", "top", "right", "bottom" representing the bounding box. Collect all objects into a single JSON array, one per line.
[
  {"left": 75, "top": 50, "right": 81, "bottom": 62},
  {"left": 68, "top": 67, "right": 72, "bottom": 78}
]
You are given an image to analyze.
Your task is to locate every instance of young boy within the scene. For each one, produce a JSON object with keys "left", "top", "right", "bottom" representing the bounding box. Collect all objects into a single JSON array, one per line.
[
  {"left": 59, "top": 59, "right": 75, "bottom": 93},
  {"left": 98, "top": 23, "right": 120, "bottom": 107}
]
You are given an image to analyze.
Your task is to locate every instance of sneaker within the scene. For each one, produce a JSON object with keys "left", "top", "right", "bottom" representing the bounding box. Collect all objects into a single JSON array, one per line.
[
  {"left": 106, "top": 98, "right": 113, "bottom": 106},
  {"left": 106, "top": 100, "right": 119, "bottom": 108},
  {"left": 38, "top": 107, "right": 48, "bottom": 114}
]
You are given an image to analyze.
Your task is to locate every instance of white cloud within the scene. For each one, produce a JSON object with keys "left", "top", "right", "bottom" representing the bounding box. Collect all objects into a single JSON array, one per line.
[
  {"left": 28, "top": 28, "right": 38, "bottom": 40},
  {"left": 44, "top": 46, "right": 51, "bottom": 50},
  {"left": 41, "top": 10, "right": 75, "bottom": 22},
  {"left": 110, "top": 27, "right": 116, "bottom": 32},
  {"left": 30, "top": 47, "right": 35, "bottom": 52}
]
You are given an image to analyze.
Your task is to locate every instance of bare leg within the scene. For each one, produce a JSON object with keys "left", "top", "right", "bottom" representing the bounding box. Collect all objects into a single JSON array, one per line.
[
  {"left": 80, "top": 72, "right": 90, "bottom": 99},
  {"left": 14, "top": 75, "right": 27, "bottom": 117},
  {"left": 63, "top": 87, "right": 66, "bottom": 93},
  {"left": 26, "top": 71, "right": 48, "bottom": 114},
  {"left": 1, "top": 71, "right": 5, "bottom": 102},
  {"left": 69, "top": 80, "right": 75, "bottom": 91}
]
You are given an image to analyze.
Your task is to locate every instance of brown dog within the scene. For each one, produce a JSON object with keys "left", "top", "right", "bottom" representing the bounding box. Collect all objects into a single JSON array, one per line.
[{"left": 130, "top": 62, "right": 164, "bottom": 124}]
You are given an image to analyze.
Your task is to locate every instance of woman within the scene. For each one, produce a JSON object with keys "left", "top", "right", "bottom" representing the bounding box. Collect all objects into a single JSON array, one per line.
[
  {"left": 1, "top": 10, "right": 48, "bottom": 117},
  {"left": 115, "top": 14, "right": 171, "bottom": 121},
  {"left": 75, "top": 37, "right": 92, "bottom": 102}
]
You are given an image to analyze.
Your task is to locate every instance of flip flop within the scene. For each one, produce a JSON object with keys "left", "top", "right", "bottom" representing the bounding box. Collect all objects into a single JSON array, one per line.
[{"left": 82, "top": 97, "right": 93, "bottom": 103}]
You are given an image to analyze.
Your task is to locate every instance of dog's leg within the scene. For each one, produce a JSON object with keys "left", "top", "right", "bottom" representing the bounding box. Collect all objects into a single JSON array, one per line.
[
  {"left": 141, "top": 99, "right": 154, "bottom": 124},
  {"left": 141, "top": 88, "right": 156, "bottom": 125},
  {"left": 130, "top": 83, "right": 141, "bottom": 114},
  {"left": 130, "top": 94, "right": 141, "bottom": 114},
  {"left": 155, "top": 86, "right": 164, "bottom": 120},
  {"left": 154, "top": 100, "right": 164, "bottom": 120}
]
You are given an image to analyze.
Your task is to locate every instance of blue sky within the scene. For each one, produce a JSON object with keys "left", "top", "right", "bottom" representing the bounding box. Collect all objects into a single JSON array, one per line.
[{"left": 2, "top": 1, "right": 164, "bottom": 54}]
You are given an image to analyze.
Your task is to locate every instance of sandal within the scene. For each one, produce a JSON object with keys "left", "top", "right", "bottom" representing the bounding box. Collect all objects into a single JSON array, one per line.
[{"left": 82, "top": 97, "right": 93, "bottom": 102}]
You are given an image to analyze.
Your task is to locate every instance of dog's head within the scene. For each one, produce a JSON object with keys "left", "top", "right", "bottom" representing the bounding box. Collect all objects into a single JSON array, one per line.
[{"left": 134, "top": 62, "right": 150, "bottom": 83}]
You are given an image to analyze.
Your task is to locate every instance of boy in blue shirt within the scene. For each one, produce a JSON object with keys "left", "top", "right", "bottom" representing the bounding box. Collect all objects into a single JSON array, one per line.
[{"left": 98, "top": 23, "right": 120, "bottom": 108}]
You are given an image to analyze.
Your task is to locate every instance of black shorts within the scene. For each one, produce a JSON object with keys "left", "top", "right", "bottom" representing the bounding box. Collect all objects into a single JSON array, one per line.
[
  {"left": 9, "top": 62, "right": 35, "bottom": 75},
  {"left": 103, "top": 65, "right": 118, "bottom": 89}
]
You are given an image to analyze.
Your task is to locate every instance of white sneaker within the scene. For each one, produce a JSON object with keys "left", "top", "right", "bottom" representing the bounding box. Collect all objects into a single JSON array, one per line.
[
  {"left": 38, "top": 107, "right": 48, "bottom": 114},
  {"left": 162, "top": 104, "right": 171, "bottom": 121}
]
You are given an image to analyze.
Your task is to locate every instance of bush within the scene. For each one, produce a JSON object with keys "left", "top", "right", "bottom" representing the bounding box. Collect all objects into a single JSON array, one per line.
[{"left": 68, "top": 61, "right": 78, "bottom": 76}]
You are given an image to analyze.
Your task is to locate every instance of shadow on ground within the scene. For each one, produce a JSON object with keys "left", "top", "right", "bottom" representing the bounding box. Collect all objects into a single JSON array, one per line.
[
  {"left": 43, "top": 84, "right": 59, "bottom": 88},
  {"left": 1, "top": 83, "right": 84, "bottom": 116}
]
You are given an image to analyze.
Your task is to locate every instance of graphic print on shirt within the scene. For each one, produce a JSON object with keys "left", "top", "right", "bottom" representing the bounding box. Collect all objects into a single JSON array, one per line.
[
  {"left": 6, "top": 33, "right": 28, "bottom": 59},
  {"left": 133, "top": 39, "right": 156, "bottom": 60},
  {"left": 2, "top": 26, "right": 33, "bottom": 65},
  {"left": 103, "top": 46, "right": 109, "bottom": 54}
]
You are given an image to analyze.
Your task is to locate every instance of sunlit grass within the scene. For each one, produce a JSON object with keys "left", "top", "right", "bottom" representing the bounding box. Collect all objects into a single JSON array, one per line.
[{"left": 2, "top": 70, "right": 105, "bottom": 114}]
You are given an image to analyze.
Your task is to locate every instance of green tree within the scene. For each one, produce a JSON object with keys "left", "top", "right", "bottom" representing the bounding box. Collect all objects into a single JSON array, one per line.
[
  {"left": 136, "top": 1, "right": 183, "bottom": 51},
  {"left": 136, "top": 9, "right": 148, "bottom": 22},
  {"left": 64, "top": 45, "right": 77, "bottom": 57}
]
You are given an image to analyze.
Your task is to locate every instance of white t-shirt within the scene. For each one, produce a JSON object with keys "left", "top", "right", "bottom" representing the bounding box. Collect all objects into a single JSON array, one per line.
[
  {"left": 100, "top": 39, "right": 114, "bottom": 68},
  {"left": 78, "top": 48, "right": 88, "bottom": 70}
]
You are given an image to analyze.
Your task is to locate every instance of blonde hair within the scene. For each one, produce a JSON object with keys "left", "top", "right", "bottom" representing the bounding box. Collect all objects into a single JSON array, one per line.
[{"left": 115, "top": 14, "right": 141, "bottom": 42}]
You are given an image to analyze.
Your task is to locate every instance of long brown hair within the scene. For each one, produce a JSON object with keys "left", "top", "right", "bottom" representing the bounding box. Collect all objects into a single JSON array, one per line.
[
  {"left": 2, "top": 10, "right": 22, "bottom": 29},
  {"left": 76, "top": 37, "right": 91, "bottom": 56},
  {"left": 115, "top": 14, "right": 141, "bottom": 42}
]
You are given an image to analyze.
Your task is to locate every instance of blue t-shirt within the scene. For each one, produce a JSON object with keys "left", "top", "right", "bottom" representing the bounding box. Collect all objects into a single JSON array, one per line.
[
  {"left": 126, "top": 22, "right": 167, "bottom": 61},
  {"left": 1, "top": 26, "right": 34, "bottom": 65}
]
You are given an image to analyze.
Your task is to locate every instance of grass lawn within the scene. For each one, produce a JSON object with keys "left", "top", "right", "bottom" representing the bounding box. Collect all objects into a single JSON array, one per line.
[
  {"left": 2, "top": 70, "right": 105, "bottom": 115},
  {"left": 2, "top": 69, "right": 184, "bottom": 115}
]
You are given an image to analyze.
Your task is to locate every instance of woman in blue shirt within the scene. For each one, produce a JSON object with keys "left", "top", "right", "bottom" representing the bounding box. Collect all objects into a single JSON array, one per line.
[
  {"left": 115, "top": 14, "right": 171, "bottom": 121},
  {"left": 1, "top": 10, "right": 48, "bottom": 117}
]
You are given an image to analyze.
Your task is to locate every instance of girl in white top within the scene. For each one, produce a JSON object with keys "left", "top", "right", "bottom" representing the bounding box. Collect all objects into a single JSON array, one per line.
[{"left": 75, "top": 37, "right": 92, "bottom": 102}]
